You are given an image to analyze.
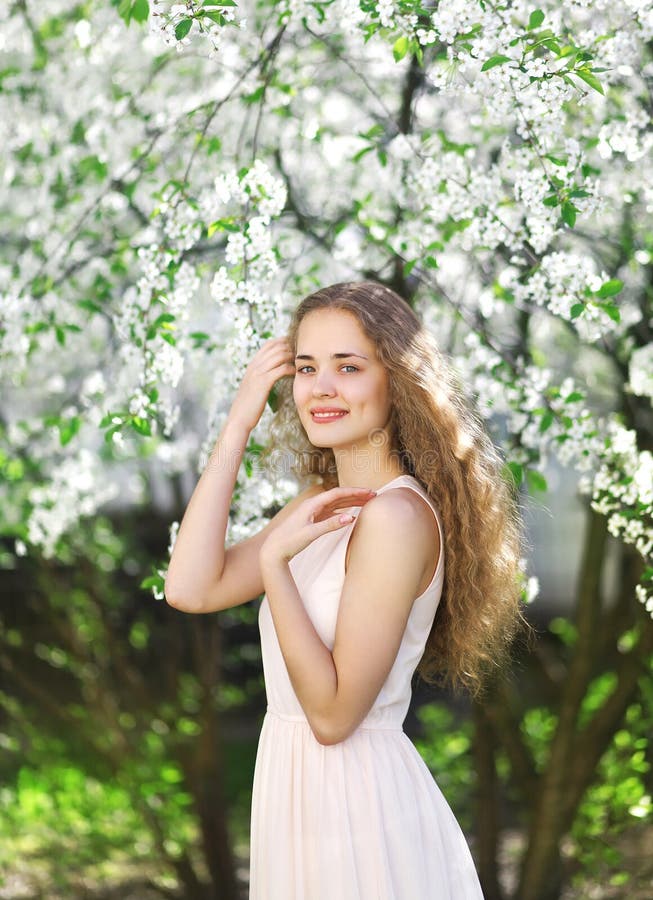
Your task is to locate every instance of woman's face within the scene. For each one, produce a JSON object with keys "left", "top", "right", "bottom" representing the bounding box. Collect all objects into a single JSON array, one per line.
[{"left": 293, "top": 308, "right": 393, "bottom": 450}]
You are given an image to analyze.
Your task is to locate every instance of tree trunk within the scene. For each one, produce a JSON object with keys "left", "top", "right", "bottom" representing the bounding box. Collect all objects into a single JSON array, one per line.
[
  {"left": 186, "top": 617, "right": 241, "bottom": 900},
  {"left": 473, "top": 699, "right": 505, "bottom": 900},
  {"left": 516, "top": 508, "right": 607, "bottom": 900}
]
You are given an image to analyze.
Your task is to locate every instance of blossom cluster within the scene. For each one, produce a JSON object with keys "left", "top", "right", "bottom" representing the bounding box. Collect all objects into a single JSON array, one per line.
[
  {"left": 454, "top": 331, "right": 652, "bottom": 607},
  {"left": 629, "top": 344, "right": 653, "bottom": 402},
  {"left": 584, "top": 422, "right": 653, "bottom": 611},
  {"left": 149, "top": 0, "right": 244, "bottom": 55},
  {"left": 27, "top": 449, "right": 119, "bottom": 559},
  {"left": 1, "top": 0, "right": 651, "bottom": 624},
  {"left": 206, "top": 161, "right": 288, "bottom": 387}
]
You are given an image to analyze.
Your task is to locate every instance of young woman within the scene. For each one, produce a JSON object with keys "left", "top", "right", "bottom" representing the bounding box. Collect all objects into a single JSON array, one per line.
[{"left": 165, "top": 281, "right": 525, "bottom": 899}]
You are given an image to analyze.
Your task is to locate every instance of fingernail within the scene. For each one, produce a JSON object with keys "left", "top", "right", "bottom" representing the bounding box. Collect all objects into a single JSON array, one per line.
[{"left": 339, "top": 514, "right": 355, "bottom": 523}]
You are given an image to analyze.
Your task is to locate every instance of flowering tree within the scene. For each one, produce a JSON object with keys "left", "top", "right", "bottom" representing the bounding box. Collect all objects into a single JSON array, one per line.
[{"left": 1, "top": 0, "right": 652, "bottom": 897}]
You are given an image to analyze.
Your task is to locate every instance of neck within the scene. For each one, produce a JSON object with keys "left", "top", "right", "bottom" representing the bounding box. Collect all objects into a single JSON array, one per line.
[{"left": 332, "top": 445, "right": 406, "bottom": 490}]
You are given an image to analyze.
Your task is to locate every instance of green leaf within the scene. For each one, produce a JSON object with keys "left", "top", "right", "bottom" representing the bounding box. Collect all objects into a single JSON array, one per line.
[
  {"left": 596, "top": 279, "right": 623, "bottom": 299},
  {"left": 505, "top": 462, "right": 524, "bottom": 488},
  {"left": 565, "top": 391, "right": 584, "bottom": 403},
  {"left": 528, "top": 9, "right": 545, "bottom": 29},
  {"left": 549, "top": 616, "right": 577, "bottom": 646},
  {"left": 539, "top": 410, "right": 554, "bottom": 433},
  {"left": 205, "top": 136, "right": 222, "bottom": 155},
  {"left": 131, "top": 416, "right": 152, "bottom": 436},
  {"left": 570, "top": 302, "right": 585, "bottom": 319},
  {"left": 204, "top": 10, "right": 226, "bottom": 25},
  {"left": 393, "top": 36, "right": 410, "bottom": 62},
  {"left": 574, "top": 67, "right": 604, "bottom": 94},
  {"left": 175, "top": 18, "right": 193, "bottom": 40},
  {"left": 117, "top": 0, "right": 132, "bottom": 23},
  {"left": 361, "top": 123, "right": 385, "bottom": 140},
  {"left": 542, "top": 194, "right": 559, "bottom": 207},
  {"left": 481, "top": 55, "right": 512, "bottom": 72},
  {"left": 77, "top": 154, "right": 108, "bottom": 182},
  {"left": 352, "top": 146, "right": 374, "bottom": 163},
  {"left": 60, "top": 416, "right": 81, "bottom": 447},
  {"left": 132, "top": 0, "right": 149, "bottom": 23},
  {"left": 104, "top": 424, "right": 123, "bottom": 444},
  {"left": 561, "top": 201, "right": 577, "bottom": 227},
  {"left": 600, "top": 301, "right": 621, "bottom": 323},
  {"left": 267, "top": 386, "right": 279, "bottom": 413},
  {"left": 141, "top": 574, "right": 163, "bottom": 590},
  {"left": 526, "top": 469, "right": 548, "bottom": 493},
  {"left": 243, "top": 85, "right": 265, "bottom": 104}
]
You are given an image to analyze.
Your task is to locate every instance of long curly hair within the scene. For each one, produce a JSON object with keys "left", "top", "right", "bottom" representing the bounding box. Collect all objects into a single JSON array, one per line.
[{"left": 263, "top": 281, "right": 526, "bottom": 695}]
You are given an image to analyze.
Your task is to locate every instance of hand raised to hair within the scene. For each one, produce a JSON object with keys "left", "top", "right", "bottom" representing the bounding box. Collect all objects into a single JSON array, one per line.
[
  {"left": 260, "top": 486, "right": 377, "bottom": 566},
  {"left": 228, "top": 337, "right": 295, "bottom": 433}
]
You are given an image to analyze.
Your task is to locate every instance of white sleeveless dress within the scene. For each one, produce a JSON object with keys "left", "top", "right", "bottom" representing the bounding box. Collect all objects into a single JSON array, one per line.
[{"left": 249, "top": 473, "right": 484, "bottom": 899}]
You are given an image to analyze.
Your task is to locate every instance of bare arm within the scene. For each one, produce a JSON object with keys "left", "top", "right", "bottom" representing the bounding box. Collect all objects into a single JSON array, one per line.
[
  {"left": 164, "top": 336, "right": 297, "bottom": 613},
  {"left": 259, "top": 489, "right": 438, "bottom": 744}
]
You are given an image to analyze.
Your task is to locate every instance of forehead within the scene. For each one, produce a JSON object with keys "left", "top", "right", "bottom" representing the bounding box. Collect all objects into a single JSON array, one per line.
[{"left": 296, "top": 308, "right": 373, "bottom": 350}]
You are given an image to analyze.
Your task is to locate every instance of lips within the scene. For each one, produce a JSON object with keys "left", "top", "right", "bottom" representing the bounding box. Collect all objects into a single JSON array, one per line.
[{"left": 310, "top": 408, "right": 349, "bottom": 421}]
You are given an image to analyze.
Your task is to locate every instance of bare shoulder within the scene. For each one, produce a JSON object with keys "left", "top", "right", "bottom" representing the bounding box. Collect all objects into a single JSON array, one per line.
[
  {"left": 345, "top": 486, "right": 440, "bottom": 589},
  {"left": 360, "top": 486, "right": 436, "bottom": 530}
]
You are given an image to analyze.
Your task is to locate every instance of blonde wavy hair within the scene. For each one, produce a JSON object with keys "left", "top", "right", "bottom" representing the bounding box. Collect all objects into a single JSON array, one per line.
[{"left": 263, "top": 281, "right": 526, "bottom": 695}]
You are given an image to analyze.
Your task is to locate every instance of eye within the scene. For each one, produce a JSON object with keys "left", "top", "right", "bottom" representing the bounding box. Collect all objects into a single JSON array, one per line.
[{"left": 296, "top": 363, "right": 360, "bottom": 375}]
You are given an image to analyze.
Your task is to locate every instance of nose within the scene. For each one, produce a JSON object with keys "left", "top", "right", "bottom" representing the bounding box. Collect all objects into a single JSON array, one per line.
[{"left": 312, "top": 370, "right": 337, "bottom": 397}]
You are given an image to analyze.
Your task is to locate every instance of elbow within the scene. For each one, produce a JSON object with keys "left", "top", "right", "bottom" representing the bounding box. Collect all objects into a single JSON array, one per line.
[
  {"left": 164, "top": 581, "right": 206, "bottom": 614},
  {"left": 164, "top": 591, "right": 192, "bottom": 612},
  {"left": 310, "top": 715, "right": 353, "bottom": 747}
]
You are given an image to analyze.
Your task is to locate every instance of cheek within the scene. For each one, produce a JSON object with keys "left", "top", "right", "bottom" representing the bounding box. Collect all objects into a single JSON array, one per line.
[
  {"left": 292, "top": 376, "right": 304, "bottom": 406},
  {"left": 358, "top": 375, "right": 390, "bottom": 409}
]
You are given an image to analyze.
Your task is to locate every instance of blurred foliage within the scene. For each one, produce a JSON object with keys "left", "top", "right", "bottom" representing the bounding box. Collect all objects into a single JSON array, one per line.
[
  {"left": 1, "top": 520, "right": 653, "bottom": 897},
  {"left": 0, "top": 510, "right": 260, "bottom": 898},
  {"left": 414, "top": 702, "right": 475, "bottom": 832},
  {"left": 568, "top": 676, "right": 653, "bottom": 891}
]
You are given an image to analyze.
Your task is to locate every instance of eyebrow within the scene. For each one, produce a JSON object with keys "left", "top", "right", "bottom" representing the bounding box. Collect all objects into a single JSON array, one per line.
[{"left": 294, "top": 352, "right": 369, "bottom": 361}]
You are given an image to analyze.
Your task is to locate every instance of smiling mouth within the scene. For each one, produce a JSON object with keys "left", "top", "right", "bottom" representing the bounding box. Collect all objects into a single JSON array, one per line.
[{"left": 310, "top": 411, "right": 349, "bottom": 422}]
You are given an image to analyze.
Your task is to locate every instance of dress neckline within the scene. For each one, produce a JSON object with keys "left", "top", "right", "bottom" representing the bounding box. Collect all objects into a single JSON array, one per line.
[{"left": 375, "top": 473, "right": 416, "bottom": 491}]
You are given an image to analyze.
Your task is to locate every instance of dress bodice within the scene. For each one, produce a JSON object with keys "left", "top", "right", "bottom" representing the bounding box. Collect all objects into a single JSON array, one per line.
[{"left": 258, "top": 474, "right": 445, "bottom": 730}]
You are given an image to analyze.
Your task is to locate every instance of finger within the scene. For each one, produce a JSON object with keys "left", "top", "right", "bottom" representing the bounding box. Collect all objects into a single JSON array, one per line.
[
  {"left": 264, "top": 337, "right": 293, "bottom": 352},
  {"left": 258, "top": 340, "right": 292, "bottom": 360},
  {"left": 311, "top": 512, "right": 357, "bottom": 532},
  {"left": 311, "top": 487, "right": 377, "bottom": 508},
  {"left": 264, "top": 344, "right": 294, "bottom": 364},
  {"left": 309, "top": 491, "right": 377, "bottom": 519},
  {"left": 255, "top": 350, "right": 294, "bottom": 375}
]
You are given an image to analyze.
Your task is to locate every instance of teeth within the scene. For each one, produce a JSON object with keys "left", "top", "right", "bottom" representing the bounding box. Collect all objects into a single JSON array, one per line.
[{"left": 313, "top": 412, "right": 346, "bottom": 418}]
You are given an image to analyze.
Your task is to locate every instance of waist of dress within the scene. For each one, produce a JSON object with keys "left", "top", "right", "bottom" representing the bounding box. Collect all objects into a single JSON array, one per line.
[{"left": 266, "top": 707, "right": 404, "bottom": 732}]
